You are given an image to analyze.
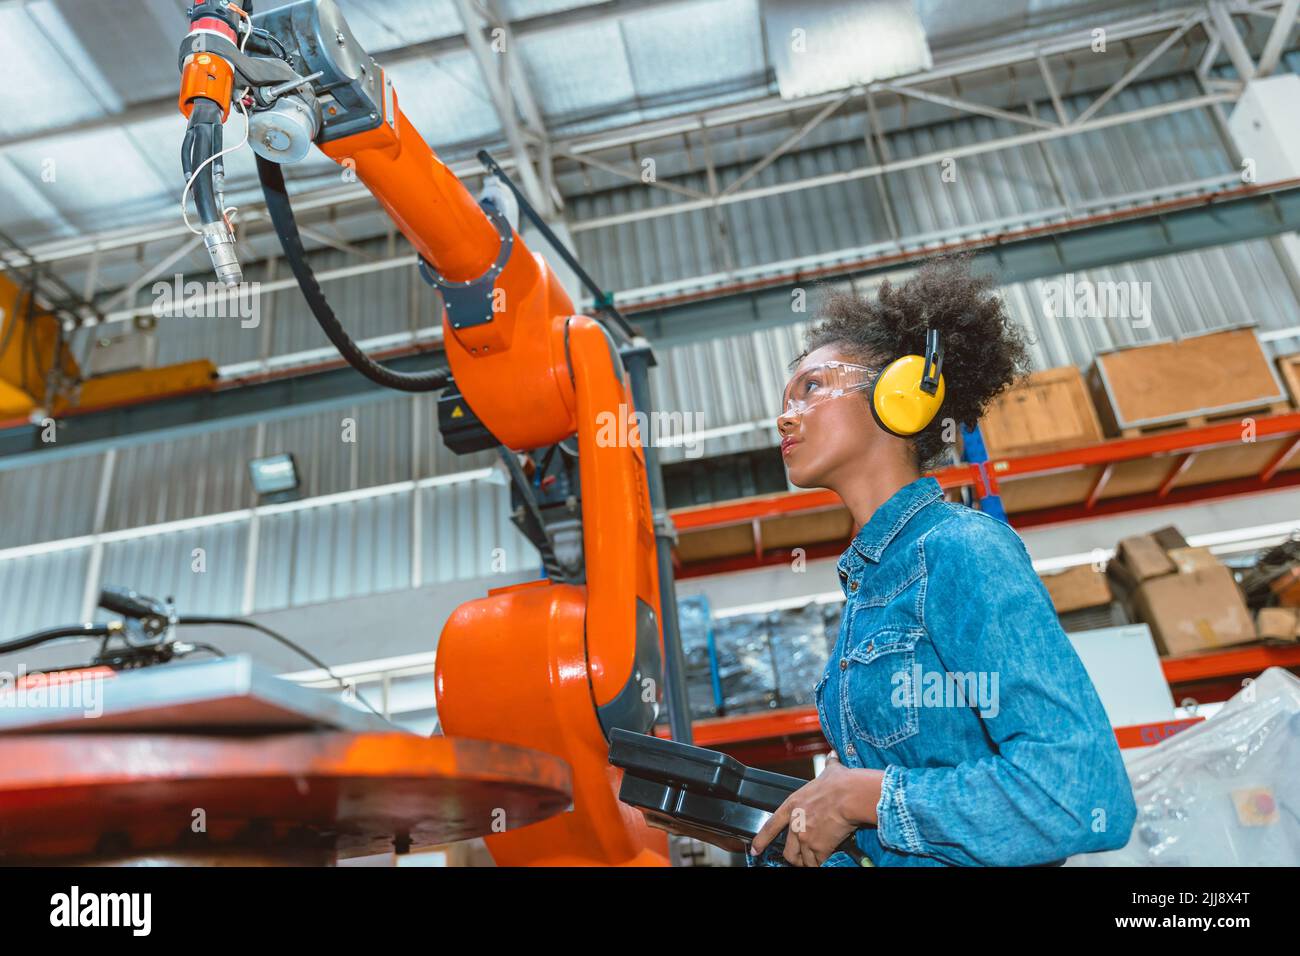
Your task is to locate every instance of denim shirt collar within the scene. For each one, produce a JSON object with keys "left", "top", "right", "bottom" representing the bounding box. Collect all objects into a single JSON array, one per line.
[{"left": 840, "top": 475, "right": 943, "bottom": 567}]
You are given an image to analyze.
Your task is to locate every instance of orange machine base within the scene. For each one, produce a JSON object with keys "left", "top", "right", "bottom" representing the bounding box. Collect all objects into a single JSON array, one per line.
[{"left": 435, "top": 579, "right": 669, "bottom": 867}]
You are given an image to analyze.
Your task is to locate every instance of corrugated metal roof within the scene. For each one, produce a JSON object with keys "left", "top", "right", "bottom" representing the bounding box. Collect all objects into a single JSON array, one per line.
[
  {"left": 386, "top": 50, "right": 505, "bottom": 151},
  {"left": 0, "top": 4, "right": 112, "bottom": 140},
  {"left": 4, "top": 127, "right": 175, "bottom": 236},
  {"left": 500, "top": 0, "right": 607, "bottom": 17},
  {"left": 0, "top": 0, "right": 1202, "bottom": 250},
  {"left": 338, "top": 0, "right": 463, "bottom": 51},
  {"left": 571, "top": 74, "right": 1235, "bottom": 292},
  {"left": 620, "top": 0, "right": 765, "bottom": 104},
  {"left": 519, "top": 19, "right": 639, "bottom": 124}
]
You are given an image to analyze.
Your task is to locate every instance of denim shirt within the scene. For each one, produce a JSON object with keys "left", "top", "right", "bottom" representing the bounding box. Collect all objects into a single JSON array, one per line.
[{"left": 816, "top": 476, "right": 1137, "bottom": 866}]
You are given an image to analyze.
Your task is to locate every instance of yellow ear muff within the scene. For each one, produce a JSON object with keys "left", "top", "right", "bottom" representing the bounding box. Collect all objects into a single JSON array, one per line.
[{"left": 870, "top": 354, "right": 946, "bottom": 437}]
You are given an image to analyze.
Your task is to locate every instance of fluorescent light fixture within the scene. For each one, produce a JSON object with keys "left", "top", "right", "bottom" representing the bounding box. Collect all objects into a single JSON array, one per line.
[{"left": 248, "top": 453, "right": 301, "bottom": 500}]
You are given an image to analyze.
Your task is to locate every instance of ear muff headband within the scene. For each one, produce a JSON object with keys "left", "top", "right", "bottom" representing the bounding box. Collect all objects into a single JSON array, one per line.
[{"left": 869, "top": 328, "right": 946, "bottom": 437}]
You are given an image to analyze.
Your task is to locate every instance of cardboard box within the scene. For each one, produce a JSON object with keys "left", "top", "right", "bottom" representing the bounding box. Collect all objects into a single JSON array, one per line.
[
  {"left": 1132, "top": 565, "right": 1256, "bottom": 656},
  {"left": 1088, "top": 327, "right": 1287, "bottom": 435},
  {"left": 1116, "top": 534, "right": 1177, "bottom": 581},
  {"left": 1105, "top": 556, "right": 1140, "bottom": 605},
  {"left": 1166, "top": 546, "right": 1220, "bottom": 575},
  {"left": 1042, "top": 564, "right": 1113, "bottom": 614},
  {"left": 1256, "top": 607, "right": 1299, "bottom": 642},
  {"left": 1277, "top": 352, "right": 1300, "bottom": 408},
  {"left": 1270, "top": 566, "right": 1300, "bottom": 607},
  {"left": 978, "top": 366, "right": 1105, "bottom": 459},
  {"left": 1150, "top": 526, "right": 1190, "bottom": 552}
]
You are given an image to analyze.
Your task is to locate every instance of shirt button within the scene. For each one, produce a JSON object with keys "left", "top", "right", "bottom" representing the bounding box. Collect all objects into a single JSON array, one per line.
[
  {"left": 846, "top": 744, "right": 856, "bottom": 756},
  {"left": 849, "top": 580, "right": 858, "bottom": 592},
  {"left": 839, "top": 659, "right": 847, "bottom": 671}
]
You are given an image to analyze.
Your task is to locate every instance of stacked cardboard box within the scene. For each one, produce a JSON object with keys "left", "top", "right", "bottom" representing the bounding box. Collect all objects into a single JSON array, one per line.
[
  {"left": 1256, "top": 607, "right": 1300, "bottom": 642},
  {"left": 1105, "top": 527, "right": 1256, "bottom": 657},
  {"left": 978, "top": 366, "right": 1105, "bottom": 459},
  {"left": 1087, "top": 327, "right": 1288, "bottom": 436},
  {"left": 1041, "top": 564, "right": 1113, "bottom": 613},
  {"left": 1039, "top": 564, "right": 1128, "bottom": 632}
]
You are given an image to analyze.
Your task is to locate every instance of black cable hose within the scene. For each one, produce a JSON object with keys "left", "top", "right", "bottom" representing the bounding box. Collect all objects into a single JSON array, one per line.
[
  {"left": 181, "top": 126, "right": 196, "bottom": 179},
  {"left": 0, "top": 623, "right": 113, "bottom": 656},
  {"left": 0, "top": 614, "right": 386, "bottom": 722},
  {"left": 185, "top": 100, "right": 223, "bottom": 225},
  {"left": 256, "top": 155, "right": 453, "bottom": 393}
]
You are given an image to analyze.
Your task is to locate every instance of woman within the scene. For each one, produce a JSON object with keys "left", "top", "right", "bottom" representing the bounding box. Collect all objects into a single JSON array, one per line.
[{"left": 751, "top": 259, "right": 1137, "bottom": 867}]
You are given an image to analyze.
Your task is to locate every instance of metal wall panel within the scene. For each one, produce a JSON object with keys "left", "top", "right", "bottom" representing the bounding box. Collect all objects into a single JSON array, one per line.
[
  {"left": 269, "top": 245, "right": 415, "bottom": 359},
  {"left": 1006, "top": 241, "right": 1300, "bottom": 371},
  {"left": 0, "top": 454, "right": 103, "bottom": 548},
  {"left": 0, "top": 546, "right": 89, "bottom": 638},
  {"left": 650, "top": 321, "right": 808, "bottom": 463},
  {"left": 419, "top": 480, "right": 536, "bottom": 585},
  {"left": 254, "top": 492, "right": 414, "bottom": 612},
  {"left": 97, "top": 521, "right": 249, "bottom": 618},
  {"left": 104, "top": 426, "right": 257, "bottom": 532}
]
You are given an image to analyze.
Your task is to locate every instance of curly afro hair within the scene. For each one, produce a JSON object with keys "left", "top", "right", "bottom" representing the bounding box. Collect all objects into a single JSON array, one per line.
[{"left": 796, "top": 257, "right": 1030, "bottom": 470}]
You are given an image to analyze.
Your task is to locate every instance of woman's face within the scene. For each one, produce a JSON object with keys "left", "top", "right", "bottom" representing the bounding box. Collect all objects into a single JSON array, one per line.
[{"left": 777, "top": 344, "right": 883, "bottom": 489}]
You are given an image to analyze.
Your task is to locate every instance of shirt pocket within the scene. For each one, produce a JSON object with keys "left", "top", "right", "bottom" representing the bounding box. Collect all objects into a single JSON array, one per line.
[
  {"left": 842, "top": 627, "right": 923, "bottom": 750},
  {"left": 813, "top": 671, "right": 830, "bottom": 734}
]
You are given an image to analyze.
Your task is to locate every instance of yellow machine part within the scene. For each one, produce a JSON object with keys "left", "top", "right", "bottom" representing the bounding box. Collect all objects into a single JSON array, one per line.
[
  {"left": 0, "top": 379, "right": 34, "bottom": 419},
  {"left": 0, "top": 271, "right": 217, "bottom": 419},
  {"left": 68, "top": 360, "right": 217, "bottom": 411},
  {"left": 0, "top": 273, "right": 77, "bottom": 418}
]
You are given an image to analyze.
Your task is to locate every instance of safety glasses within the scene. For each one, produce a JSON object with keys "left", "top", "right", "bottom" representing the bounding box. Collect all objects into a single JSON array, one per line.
[{"left": 781, "top": 361, "right": 880, "bottom": 417}]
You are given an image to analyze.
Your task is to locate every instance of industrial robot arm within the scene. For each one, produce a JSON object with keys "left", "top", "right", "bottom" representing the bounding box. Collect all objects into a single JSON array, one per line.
[{"left": 176, "top": 0, "right": 668, "bottom": 866}]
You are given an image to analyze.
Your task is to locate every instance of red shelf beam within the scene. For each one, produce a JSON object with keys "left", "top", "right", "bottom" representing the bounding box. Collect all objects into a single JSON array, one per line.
[{"left": 670, "top": 413, "right": 1300, "bottom": 537}]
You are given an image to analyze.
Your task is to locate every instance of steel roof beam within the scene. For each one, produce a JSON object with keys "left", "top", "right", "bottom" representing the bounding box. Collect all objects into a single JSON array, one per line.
[
  {"left": 4, "top": 181, "right": 1300, "bottom": 465},
  {"left": 4, "top": 1, "right": 1244, "bottom": 270},
  {"left": 0, "top": 0, "right": 699, "bottom": 155}
]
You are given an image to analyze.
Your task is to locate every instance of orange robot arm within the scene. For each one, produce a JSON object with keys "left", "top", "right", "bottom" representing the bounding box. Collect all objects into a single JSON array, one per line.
[{"left": 178, "top": 0, "right": 669, "bottom": 865}]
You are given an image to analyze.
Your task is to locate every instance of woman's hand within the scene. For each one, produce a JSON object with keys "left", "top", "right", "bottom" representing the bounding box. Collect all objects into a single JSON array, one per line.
[{"left": 750, "top": 754, "right": 885, "bottom": 866}]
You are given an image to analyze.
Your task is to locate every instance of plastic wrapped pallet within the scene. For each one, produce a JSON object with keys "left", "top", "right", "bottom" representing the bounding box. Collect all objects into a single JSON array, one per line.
[
  {"left": 822, "top": 600, "right": 845, "bottom": 648},
  {"left": 712, "top": 612, "right": 778, "bottom": 714},
  {"left": 768, "top": 603, "right": 832, "bottom": 708},
  {"left": 1069, "top": 667, "right": 1300, "bottom": 866},
  {"left": 676, "top": 594, "right": 721, "bottom": 720}
]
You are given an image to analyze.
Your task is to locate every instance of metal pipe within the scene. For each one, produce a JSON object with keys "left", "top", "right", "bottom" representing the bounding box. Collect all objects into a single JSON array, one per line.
[{"left": 621, "top": 339, "right": 693, "bottom": 744}]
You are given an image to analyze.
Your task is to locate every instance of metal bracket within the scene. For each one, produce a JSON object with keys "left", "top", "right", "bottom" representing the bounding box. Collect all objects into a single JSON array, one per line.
[{"left": 417, "top": 199, "right": 514, "bottom": 331}]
